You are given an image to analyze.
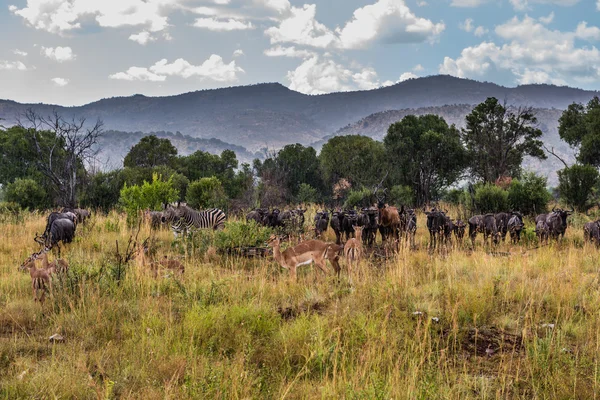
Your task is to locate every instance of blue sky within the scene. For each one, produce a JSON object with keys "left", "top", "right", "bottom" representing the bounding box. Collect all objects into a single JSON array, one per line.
[{"left": 1, "top": 0, "right": 599, "bottom": 106}]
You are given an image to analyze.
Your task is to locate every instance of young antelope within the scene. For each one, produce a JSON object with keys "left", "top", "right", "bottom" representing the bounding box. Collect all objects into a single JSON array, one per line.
[{"left": 19, "top": 253, "right": 51, "bottom": 305}]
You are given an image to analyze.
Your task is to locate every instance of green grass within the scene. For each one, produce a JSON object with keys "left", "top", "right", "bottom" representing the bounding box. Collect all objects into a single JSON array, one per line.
[{"left": 2, "top": 209, "right": 600, "bottom": 399}]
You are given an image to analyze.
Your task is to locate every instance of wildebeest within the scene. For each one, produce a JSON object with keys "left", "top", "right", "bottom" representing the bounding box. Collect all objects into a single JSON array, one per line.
[
  {"left": 61, "top": 208, "right": 90, "bottom": 224},
  {"left": 507, "top": 213, "right": 524, "bottom": 244},
  {"left": 314, "top": 211, "right": 330, "bottom": 238},
  {"left": 405, "top": 209, "right": 417, "bottom": 248},
  {"left": 453, "top": 220, "right": 466, "bottom": 243},
  {"left": 468, "top": 214, "right": 499, "bottom": 245},
  {"left": 495, "top": 212, "right": 511, "bottom": 242},
  {"left": 535, "top": 219, "right": 549, "bottom": 244},
  {"left": 330, "top": 210, "right": 344, "bottom": 245},
  {"left": 144, "top": 209, "right": 164, "bottom": 230},
  {"left": 341, "top": 209, "right": 359, "bottom": 242},
  {"left": 36, "top": 217, "right": 76, "bottom": 256},
  {"left": 544, "top": 207, "right": 573, "bottom": 240},
  {"left": 359, "top": 207, "right": 379, "bottom": 247},
  {"left": 262, "top": 209, "right": 282, "bottom": 228},
  {"left": 425, "top": 208, "right": 446, "bottom": 249},
  {"left": 584, "top": 220, "right": 600, "bottom": 246},
  {"left": 246, "top": 208, "right": 268, "bottom": 225},
  {"left": 276, "top": 208, "right": 306, "bottom": 236}
]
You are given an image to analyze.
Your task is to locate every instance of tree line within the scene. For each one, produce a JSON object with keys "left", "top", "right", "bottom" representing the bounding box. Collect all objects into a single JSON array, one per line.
[{"left": 1, "top": 96, "right": 599, "bottom": 214}]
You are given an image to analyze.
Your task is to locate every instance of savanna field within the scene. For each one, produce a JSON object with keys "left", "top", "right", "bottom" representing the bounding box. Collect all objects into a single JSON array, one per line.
[{"left": 3, "top": 207, "right": 600, "bottom": 399}]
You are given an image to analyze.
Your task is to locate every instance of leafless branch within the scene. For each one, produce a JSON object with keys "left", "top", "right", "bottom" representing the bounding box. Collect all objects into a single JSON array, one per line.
[{"left": 542, "top": 144, "right": 569, "bottom": 169}]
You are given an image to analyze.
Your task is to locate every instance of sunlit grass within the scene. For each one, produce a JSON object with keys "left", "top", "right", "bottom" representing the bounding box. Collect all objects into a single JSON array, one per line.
[{"left": 1, "top": 208, "right": 600, "bottom": 398}]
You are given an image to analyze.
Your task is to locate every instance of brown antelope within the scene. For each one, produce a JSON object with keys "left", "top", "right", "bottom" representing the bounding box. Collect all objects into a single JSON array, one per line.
[
  {"left": 19, "top": 251, "right": 51, "bottom": 305},
  {"left": 266, "top": 235, "right": 340, "bottom": 281},
  {"left": 41, "top": 252, "right": 69, "bottom": 276},
  {"left": 344, "top": 226, "right": 364, "bottom": 284}
]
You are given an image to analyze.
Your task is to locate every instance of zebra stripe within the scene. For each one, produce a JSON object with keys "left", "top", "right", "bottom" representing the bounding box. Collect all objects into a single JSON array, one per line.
[{"left": 164, "top": 205, "right": 226, "bottom": 236}]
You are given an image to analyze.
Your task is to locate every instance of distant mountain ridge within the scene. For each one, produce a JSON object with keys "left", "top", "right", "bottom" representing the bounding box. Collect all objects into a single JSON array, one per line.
[{"left": 1, "top": 76, "right": 598, "bottom": 153}]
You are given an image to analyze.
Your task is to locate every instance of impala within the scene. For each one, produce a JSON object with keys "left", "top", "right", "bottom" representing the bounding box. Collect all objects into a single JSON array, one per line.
[
  {"left": 344, "top": 226, "right": 364, "bottom": 284},
  {"left": 266, "top": 235, "right": 341, "bottom": 281},
  {"left": 19, "top": 251, "right": 51, "bottom": 305}
]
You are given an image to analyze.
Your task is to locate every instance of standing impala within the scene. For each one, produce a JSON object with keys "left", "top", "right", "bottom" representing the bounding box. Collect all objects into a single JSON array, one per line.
[
  {"left": 19, "top": 251, "right": 51, "bottom": 305},
  {"left": 344, "top": 226, "right": 363, "bottom": 284},
  {"left": 267, "top": 235, "right": 341, "bottom": 281}
]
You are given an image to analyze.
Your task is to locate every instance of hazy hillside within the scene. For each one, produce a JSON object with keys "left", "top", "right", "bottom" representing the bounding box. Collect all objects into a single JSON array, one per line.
[
  {"left": 324, "top": 105, "right": 572, "bottom": 186},
  {"left": 1, "top": 76, "right": 598, "bottom": 152},
  {"left": 93, "top": 130, "right": 259, "bottom": 170}
]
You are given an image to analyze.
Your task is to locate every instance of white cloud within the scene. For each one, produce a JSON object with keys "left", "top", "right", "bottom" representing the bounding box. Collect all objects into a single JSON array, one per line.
[
  {"left": 265, "top": 0, "right": 444, "bottom": 50},
  {"left": 13, "top": 49, "right": 28, "bottom": 56},
  {"left": 286, "top": 56, "right": 391, "bottom": 94},
  {"left": 42, "top": 46, "right": 75, "bottom": 62},
  {"left": 110, "top": 67, "right": 166, "bottom": 82},
  {"left": 509, "top": 0, "right": 580, "bottom": 11},
  {"left": 129, "top": 31, "right": 156, "bottom": 45},
  {"left": 416, "top": 0, "right": 427, "bottom": 6},
  {"left": 474, "top": 26, "right": 488, "bottom": 36},
  {"left": 110, "top": 55, "right": 244, "bottom": 83},
  {"left": 0, "top": 60, "right": 28, "bottom": 71},
  {"left": 264, "top": 45, "right": 316, "bottom": 58},
  {"left": 439, "top": 15, "right": 600, "bottom": 86},
  {"left": 10, "top": 0, "right": 177, "bottom": 34},
  {"left": 398, "top": 72, "right": 418, "bottom": 81},
  {"left": 597, "top": 0, "right": 600, "bottom": 11},
  {"left": 336, "top": 0, "right": 445, "bottom": 48},
  {"left": 451, "top": 0, "right": 488, "bottom": 7},
  {"left": 539, "top": 12, "right": 554, "bottom": 25},
  {"left": 460, "top": 18, "right": 474, "bottom": 32},
  {"left": 413, "top": 64, "right": 424, "bottom": 71},
  {"left": 51, "top": 77, "right": 69, "bottom": 86},
  {"left": 257, "top": 0, "right": 290, "bottom": 13},
  {"left": 233, "top": 49, "right": 244, "bottom": 57},
  {"left": 192, "top": 17, "right": 253, "bottom": 31}
]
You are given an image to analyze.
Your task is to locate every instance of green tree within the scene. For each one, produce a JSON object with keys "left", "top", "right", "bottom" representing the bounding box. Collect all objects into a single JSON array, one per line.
[
  {"left": 319, "top": 135, "right": 385, "bottom": 189},
  {"left": 186, "top": 177, "right": 228, "bottom": 210},
  {"left": 474, "top": 184, "right": 509, "bottom": 213},
  {"left": 557, "top": 164, "right": 599, "bottom": 212},
  {"left": 4, "top": 178, "right": 49, "bottom": 210},
  {"left": 296, "top": 183, "right": 319, "bottom": 204},
  {"left": 461, "top": 97, "right": 546, "bottom": 183},
  {"left": 507, "top": 173, "right": 551, "bottom": 216},
  {"left": 384, "top": 114, "right": 467, "bottom": 205},
  {"left": 0, "top": 126, "right": 46, "bottom": 185},
  {"left": 123, "top": 135, "right": 178, "bottom": 169},
  {"left": 558, "top": 97, "right": 600, "bottom": 166},
  {"left": 81, "top": 170, "right": 124, "bottom": 211},
  {"left": 119, "top": 173, "right": 178, "bottom": 220}
]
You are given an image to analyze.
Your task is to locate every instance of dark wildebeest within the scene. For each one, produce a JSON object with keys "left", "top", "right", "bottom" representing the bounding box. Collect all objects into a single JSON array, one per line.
[
  {"left": 314, "top": 211, "right": 330, "bottom": 238},
  {"left": 246, "top": 208, "right": 268, "bottom": 225},
  {"left": 144, "top": 210, "right": 164, "bottom": 230},
  {"left": 425, "top": 208, "right": 447, "bottom": 249},
  {"left": 535, "top": 219, "right": 549, "bottom": 244},
  {"left": 378, "top": 201, "right": 401, "bottom": 244},
  {"left": 330, "top": 210, "right": 344, "bottom": 245},
  {"left": 495, "top": 212, "right": 511, "bottom": 242},
  {"left": 468, "top": 214, "right": 499, "bottom": 245},
  {"left": 61, "top": 208, "right": 90, "bottom": 224},
  {"left": 584, "top": 220, "right": 600, "bottom": 246},
  {"left": 442, "top": 215, "right": 455, "bottom": 245},
  {"left": 342, "top": 209, "right": 359, "bottom": 242},
  {"left": 453, "top": 220, "right": 466, "bottom": 243},
  {"left": 507, "top": 213, "right": 524, "bottom": 244},
  {"left": 544, "top": 207, "right": 573, "bottom": 240},
  {"left": 263, "top": 209, "right": 282, "bottom": 228},
  {"left": 359, "top": 207, "right": 378, "bottom": 247},
  {"left": 35, "top": 218, "right": 76, "bottom": 257}
]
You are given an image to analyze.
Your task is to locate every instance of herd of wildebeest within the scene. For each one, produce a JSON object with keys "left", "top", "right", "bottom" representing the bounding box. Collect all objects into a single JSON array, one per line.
[{"left": 12, "top": 199, "right": 600, "bottom": 304}]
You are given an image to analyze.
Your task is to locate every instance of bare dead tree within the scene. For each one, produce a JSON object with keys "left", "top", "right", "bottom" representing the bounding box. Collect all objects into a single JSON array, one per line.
[
  {"left": 18, "top": 109, "right": 103, "bottom": 207},
  {"left": 542, "top": 144, "right": 569, "bottom": 169}
]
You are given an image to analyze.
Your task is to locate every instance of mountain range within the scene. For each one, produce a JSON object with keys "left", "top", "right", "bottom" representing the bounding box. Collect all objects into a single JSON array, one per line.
[{"left": 1, "top": 75, "right": 597, "bottom": 184}]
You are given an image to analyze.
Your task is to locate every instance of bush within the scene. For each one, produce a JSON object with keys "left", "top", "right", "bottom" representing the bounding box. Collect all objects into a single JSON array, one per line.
[
  {"left": 214, "top": 220, "right": 273, "bottom": 251},
  {"left": 81, "top": 170, "right": 124, "bottom": 211},
  {"left": 443, "top": 188, "right": 465, "bottom": 205},
  {"left": 557, "top": 164, "right": 599, "bottom": 212},
  {"left": 296, "top": 183, "right": 319, "bottom": 204},
  {"left": 119, "top": 173, "right": 178, "bottom": 221},
  {"left": 4, "top": 178, "right": 48, "bottom": 210},
  {"left": 474, "top": 183, "right": 508, "bottom": 213},
  {"left": 508, "top": 172, "right": 552, "bottom": 216},
  {"left": 186, "top": 177, "right": 228, "bottom": 210},
  {"left": 389, "top": 185, "right": 414, "bottom": 206},
  {"left": 344, "top": 188, "right": 373, "bottom": 209}
]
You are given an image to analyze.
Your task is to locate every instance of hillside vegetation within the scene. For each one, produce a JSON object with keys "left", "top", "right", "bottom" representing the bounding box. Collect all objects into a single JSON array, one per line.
[{"left": 2, "top": 209, "right": 600, "bottom": 398}]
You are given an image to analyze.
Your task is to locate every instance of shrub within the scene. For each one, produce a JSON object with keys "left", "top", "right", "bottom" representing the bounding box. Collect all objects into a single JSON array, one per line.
[
  {"left": 344, "top": 188, "right": 373, "bottom": 209},
  {"left": 186, "top": 177, "right": 228, "bottom": 210},
  {"left": 474, "top": 183, "right": 508, "bottom": 213},
  {"left": 557, "top": 164, "right": 599, "bottom": 212},
  {"left": 214, "top": 220, "right": 273, "bottom": 251},
  {"left": 296, "top": 183, "right": 319, "bottom": 204},
  {"left": 389, "top": 185, "right": 414, "bottom": 206},
  {"left": 443, "top": 188, "right": 465, "bottom": 205},
  {"left": 119, "top": 173, "right": 178, "bottom": 221},
  {"left": 508, "top": 172, "right": 552, "bottom": 216},
  {"left": 4, "top": 178, "right": 48, "bottom": 210}
]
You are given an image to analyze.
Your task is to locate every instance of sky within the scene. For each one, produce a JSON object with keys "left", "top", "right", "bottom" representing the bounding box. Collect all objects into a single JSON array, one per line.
[{"left": 1, "top": 0, "right": 599, "bottom": 106}]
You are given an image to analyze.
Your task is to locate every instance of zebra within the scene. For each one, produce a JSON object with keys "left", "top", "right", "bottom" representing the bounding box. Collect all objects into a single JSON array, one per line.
[{"left": 162, "top": 203, "right": 226, "bottom": 237}]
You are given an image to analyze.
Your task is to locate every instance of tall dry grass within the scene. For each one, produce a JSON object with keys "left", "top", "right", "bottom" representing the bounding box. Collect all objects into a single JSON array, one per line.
[{"left": 1, "top": 208, "right": 600, "bottom": 399}]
